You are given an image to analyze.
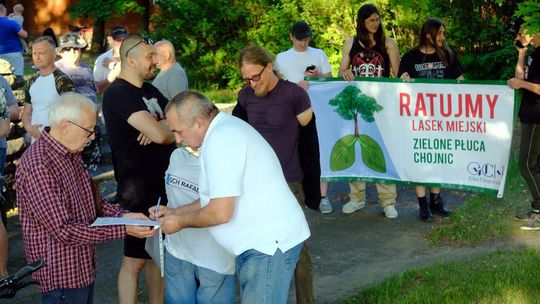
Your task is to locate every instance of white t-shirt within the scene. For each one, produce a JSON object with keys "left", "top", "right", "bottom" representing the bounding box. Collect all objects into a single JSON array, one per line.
[
  {"left": 275, "top": 46, "right": 332, "bottom": 83},
  {"left": 164, "top": 148, "right": 235, "bottom": 275},
  {"left": 199, "top": 112, "right": 310, "bottom": 256},
  {"left": 93, "top": 49, "right": 113, "bottom": 82},
  {"left": 29, "top": 73, "right": 59, "bottom": 127}
]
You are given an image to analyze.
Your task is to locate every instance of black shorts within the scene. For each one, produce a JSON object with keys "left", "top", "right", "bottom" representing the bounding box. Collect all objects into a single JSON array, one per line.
[{"left": 124, "top": 235, "right": 151, "bottom": 259}]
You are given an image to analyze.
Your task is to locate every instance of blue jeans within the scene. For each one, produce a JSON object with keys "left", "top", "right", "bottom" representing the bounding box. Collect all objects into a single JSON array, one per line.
[
  {"left": 41, "top": 282, "right": 94, "bottom": 304},
  {"left": 236, "top": 243, "right": 303, "bottom": 304},
  {"left": 164, "top": 249, "right": 234, "bottom": 304}
]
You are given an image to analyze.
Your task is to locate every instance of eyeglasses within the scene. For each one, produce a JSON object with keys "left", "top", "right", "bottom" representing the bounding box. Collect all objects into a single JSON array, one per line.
[
  {"left": 62, "top": 47, "right": 81, "bottom": 52},
  {"left": 67, "top": 120, "right": 95, "bottom": 138},
  {"left": 125, "top": 37, "right": 154, "bottom": 57},
  {"left": 242, "top": 65, "right": 267, "bottom": 86}
]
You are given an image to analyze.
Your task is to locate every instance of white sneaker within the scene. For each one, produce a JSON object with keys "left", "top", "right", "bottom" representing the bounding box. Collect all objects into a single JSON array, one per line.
[
  {"left": 384, "top": 204, "right": 398, "bottom": 219},
  {"left": 319, "top": 197, "right": 333, "bottom": 214},
  {"left": 342, "top": 201, "right": 366, "bottom": 214}
]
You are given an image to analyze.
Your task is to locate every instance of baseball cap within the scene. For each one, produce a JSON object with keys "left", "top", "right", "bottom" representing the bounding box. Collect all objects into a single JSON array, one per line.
[
  {"left": 291, "top": 21, "right": 313, "bottom": 40},
  {"left": 111, "top": 25, "right": 128, "bottom": 41}
]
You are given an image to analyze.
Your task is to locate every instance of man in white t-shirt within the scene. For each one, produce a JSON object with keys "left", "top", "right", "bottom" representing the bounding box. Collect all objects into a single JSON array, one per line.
[
  {"left": 159, "top": 147, "right": 235, "bottom": 303},
  {"left": 93, "top": 25, "right": 127, "bottom": 94},
  {"left": 153, "top": 91, "right": 310, "bottom": 303},
  {"left": 276, "top": 21, "right": 334, "bottom": 216},
  {"left": 22, "top": 37, "right": 73, "bottom": 142}
]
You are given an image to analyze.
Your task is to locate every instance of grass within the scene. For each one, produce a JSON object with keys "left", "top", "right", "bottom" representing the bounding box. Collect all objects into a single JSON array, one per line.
[
  {"left": 202, "top": 89, "right": 238, "bottom": 104},
  {"left": 346, "top": 249, "right": 540, "bottom": 304},
  {"left": 429, "top": 152, "right": 528, "bottom": 246}
]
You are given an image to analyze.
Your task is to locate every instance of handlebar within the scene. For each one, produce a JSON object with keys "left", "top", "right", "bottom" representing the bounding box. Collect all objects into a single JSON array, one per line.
[{"left": 0, "top": 259, "right": 45, "bottom": 299}]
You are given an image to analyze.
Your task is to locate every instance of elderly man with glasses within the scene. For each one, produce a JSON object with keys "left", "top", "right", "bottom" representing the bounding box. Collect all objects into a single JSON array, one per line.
[
  {"left": 102, "top": 35, "right": 175, "bottom": 304},
  {"left": 16, "top": 92, "right": 154, "bottom": 304}
]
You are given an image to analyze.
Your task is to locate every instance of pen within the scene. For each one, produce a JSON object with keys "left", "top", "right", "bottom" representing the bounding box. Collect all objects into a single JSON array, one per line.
[{"left": 154, "top": 197, "right": 161, "bottom": 226}]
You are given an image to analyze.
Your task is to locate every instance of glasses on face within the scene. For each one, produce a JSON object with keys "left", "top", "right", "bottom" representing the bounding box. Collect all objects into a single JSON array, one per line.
[
  {"left": 365, "top": 17, "right": 381, "bottom": 24},
  {"left": 63, "top": 47, "right": 81, "bottom": 52},
  {"left": 242, "top": 64, "right": 267, "bottom": 86},
  {"left": 67, "top": 120, "right": 95, "bottom": 138},
  {"left": 125, "top": 37, "right": 154, "bottom": 57}
]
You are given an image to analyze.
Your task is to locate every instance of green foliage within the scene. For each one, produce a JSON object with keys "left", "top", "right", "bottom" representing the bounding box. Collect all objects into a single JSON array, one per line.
[
  {"left": 69, "top": 0, "right": 144, "bottom": 21},
  {"left": 515, "top": 1, "right": 540, "bottom": 35},
  {"left": 329, "top": 85, "right": 383, "bottom": 122},
  {"left": 150, "top": 0, "right": 536, "bottom": 89}
]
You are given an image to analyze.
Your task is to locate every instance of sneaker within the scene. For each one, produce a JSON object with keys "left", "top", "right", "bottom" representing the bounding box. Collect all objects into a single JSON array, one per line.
[
  {"left": 515, "top": 210, "right": 535, "bottom": 221},
  {"left": 383, "top": 204, "right": 398, "bottom": 219},
  {"left": 319, "top": 197, "right": 333, "bottom": 214},
  {"left": 520, "top": 213, "right": 540, "bottom": 231},
  {"left": 342, "top": 201, "right": 366, "bottom": 214}
]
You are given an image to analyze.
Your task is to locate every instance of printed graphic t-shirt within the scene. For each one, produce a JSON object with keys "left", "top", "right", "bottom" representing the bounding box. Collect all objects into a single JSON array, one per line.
[
  {"left": 349, "top": 38, "right": 390, "bottom": 78},
  {"left": 398, "top": 48, "right": 463, "bottom": 80}
]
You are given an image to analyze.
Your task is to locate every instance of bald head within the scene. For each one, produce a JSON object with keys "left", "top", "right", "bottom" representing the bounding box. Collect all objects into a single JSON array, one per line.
[{"left": 154, "top": 39, "right": 177, "bottom": 70}]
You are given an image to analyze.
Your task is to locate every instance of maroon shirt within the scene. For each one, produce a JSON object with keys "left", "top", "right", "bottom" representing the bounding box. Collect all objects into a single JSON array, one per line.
[
  {"left": 16, "top": 131, "right": 126, "bottom": 292},
  {"left": 238, "top": 80, "right": 311, "bottom": 182}
]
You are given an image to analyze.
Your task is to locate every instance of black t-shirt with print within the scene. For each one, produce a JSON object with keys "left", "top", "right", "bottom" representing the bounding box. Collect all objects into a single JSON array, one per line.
[
  {"left": 520, "top": 48, "right": 540, "bottom": 124},
  {"left": 349, "top": 38, "right": 390, "bottom": 78},
  {"left": 398, "top": 48, "right": 463, "bottom": 80},
  {"left": 103, "top": 78, "right": 175, "bottom": 211}
]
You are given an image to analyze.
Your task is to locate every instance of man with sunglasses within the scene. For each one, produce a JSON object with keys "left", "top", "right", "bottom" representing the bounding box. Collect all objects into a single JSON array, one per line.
[
  {"left": 23, "top": 36, "right": 74, "bottom": 143},
  {"left": 16, "top": 92, "right": 154, "bottom": 304},
  {"left": 234, "top": 45, "right": 315, "bottom": 304},
  {"left": 102, "top": 35, "right": 175, "bottom": 304}
]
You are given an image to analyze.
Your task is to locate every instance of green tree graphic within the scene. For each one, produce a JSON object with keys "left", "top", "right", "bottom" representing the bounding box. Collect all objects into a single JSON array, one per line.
[{"left": 328, "top": 85, "right": 386, "bottom": 173}]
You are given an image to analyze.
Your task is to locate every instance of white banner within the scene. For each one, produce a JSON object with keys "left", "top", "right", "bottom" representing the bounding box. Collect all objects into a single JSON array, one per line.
[{"left": 307, "top": 79, "right": 516, "bottom": 197}]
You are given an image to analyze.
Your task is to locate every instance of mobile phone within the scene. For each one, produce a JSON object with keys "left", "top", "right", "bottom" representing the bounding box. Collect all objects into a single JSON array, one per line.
[
  {"left": 305, "top": 65, "right": 316, "bottom": 72},
  {"left": 514, "top": 40, "right": 525, "bottom": 49}
]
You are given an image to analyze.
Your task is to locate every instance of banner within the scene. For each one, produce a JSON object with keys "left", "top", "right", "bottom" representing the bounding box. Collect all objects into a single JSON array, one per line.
[{"left": 307, "top": 78, "right": 517, "bottom": 197}]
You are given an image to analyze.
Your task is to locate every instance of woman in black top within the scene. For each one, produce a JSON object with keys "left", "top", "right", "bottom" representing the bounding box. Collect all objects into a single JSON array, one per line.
[
  {"left": 339, "top": 3, "right": 400, "bottom": 80},
  {"left": 399, "top": 18, "right": 464, "bottom": 222}
]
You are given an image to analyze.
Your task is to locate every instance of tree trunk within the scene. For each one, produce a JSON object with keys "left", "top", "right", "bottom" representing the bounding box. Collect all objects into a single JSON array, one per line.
[
  {"left": 142, "top": 0, "right": 151, "bottom": 32},
  {"left": 354, "top": 114, "right": 359, "bottom": 137},
  {"left": 91, "top": 19, "right": 106, "bottom": 54}
]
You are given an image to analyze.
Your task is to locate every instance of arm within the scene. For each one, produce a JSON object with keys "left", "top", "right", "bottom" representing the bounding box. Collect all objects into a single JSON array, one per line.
[
  {"left": 159, "top": 197, "right": 235, "bottom": 234},
  {"left": 127, "top": 111, "right": 175, "bottom": 144},
  {"left": 9, "top": 104, "right": 19, "bottom": 121},
  {"left": 0, "top": 120, "right": 10, "bottom": 139},
  {"left": 17, "top": 29, "right": 27, "bottom": 39},
  {"left": 297, "top": 107, "right": 313, "bottom": 127},
  {"left": 338, "top": 38, "right": 355, "bottom": 81},
  {"left": 21, "top": 165, "right": 126, "bottom": 245},
  {"left": 386, "top": 38, "right": 401, "bottom": 78},
  {"left": 21, "top": 103, "right": 42, "bottom": 139},
  {"left": 0, "top": 222, "right": 7, "bottom": 276}
]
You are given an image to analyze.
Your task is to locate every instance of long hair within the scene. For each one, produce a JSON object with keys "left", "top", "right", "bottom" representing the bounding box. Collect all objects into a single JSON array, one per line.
[
  {"left": 417, "top": 18, "right": 454, "bottom": 66},
  {"left": 356, "top": 4, "right": 386, "bottom": 53}
]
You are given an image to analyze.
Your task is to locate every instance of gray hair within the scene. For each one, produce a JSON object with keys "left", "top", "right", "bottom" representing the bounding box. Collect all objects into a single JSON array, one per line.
[
  {"left": 165, "top": 91, "right": 218, "bottom": 126},
  {"left": 33, "top": 36, "right": 56, "bottom": 52},
  {"left": 49, "top": 92, "right": 96, "bottom": 127}
]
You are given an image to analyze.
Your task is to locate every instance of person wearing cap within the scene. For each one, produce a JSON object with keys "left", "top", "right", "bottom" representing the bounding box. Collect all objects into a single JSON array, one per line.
[
  {"left": 94, "top": 25, "right": 128, "bottom": 94},
  {"left": 152, "top": 39, "right": 189, "bottom": 100},
  {"left": 507, "top": 18, "right": 540, "bottom": 231},
  {"left": 55, "top": 33, "right": 101, "bottom": 171},
  {"left": 22, "top": 36, "right": 74, "bottom": 142},
  {"left": 102, "top": 35, "right": 175, "bottom": 304},
  {"left": 276, "top": 21, "right": 333, "bottom": 218}
]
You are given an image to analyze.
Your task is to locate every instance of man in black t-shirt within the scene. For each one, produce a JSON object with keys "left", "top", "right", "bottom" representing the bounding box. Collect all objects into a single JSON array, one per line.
[
  {"left": 103, "top": 35, "right": 175, "bottom": 304},
  {"left": 508, "top": 23, "right": 540, "bottom": 231}
]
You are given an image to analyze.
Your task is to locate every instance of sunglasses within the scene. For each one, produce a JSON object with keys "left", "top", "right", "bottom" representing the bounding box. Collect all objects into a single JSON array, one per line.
[
  {"left": 242, "top": 64, "right": 267, "bottom": 86},
  {"left": 62, "top": 47, "right": 81, "bottom": 52},
  {"left": 125, "top": 37, "right": 154, "bottom": 57},
  {"left": 68, "top": 120, "right": 95, "bottom": 138}
]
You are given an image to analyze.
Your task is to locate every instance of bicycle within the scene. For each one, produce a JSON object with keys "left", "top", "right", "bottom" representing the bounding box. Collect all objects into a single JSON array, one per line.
[{"left": 0, "top": 259, "right": 44, "bottom": 299}]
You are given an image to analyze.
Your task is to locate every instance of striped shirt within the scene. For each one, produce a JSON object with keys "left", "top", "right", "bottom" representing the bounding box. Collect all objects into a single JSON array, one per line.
[{"left": 16, "top": 131, "right": 126, "bottom": 292}]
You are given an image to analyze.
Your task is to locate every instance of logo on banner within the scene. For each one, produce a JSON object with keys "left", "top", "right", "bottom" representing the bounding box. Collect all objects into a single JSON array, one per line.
[
  {"left": 467, "top": 162, "right": 504, "bottom": 180},
  {"left": 328, "top": 85, "right": 386, "bottom": 173}
]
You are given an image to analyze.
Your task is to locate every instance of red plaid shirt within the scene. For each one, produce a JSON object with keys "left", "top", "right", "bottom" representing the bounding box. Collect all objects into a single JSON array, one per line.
[{"left": 16, "top": 131, "right": 126, "bottom": 292}]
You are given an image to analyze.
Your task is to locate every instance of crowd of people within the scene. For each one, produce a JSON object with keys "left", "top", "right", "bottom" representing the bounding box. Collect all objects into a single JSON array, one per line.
[{"left": 0, "top": 2, "right": 539, "bottom": 303}]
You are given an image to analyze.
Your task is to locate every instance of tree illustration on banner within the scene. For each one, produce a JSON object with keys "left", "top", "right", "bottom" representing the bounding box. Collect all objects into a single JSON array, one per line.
[{"left": 328, "top": 85, "right": 386, "bottom": 173}]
